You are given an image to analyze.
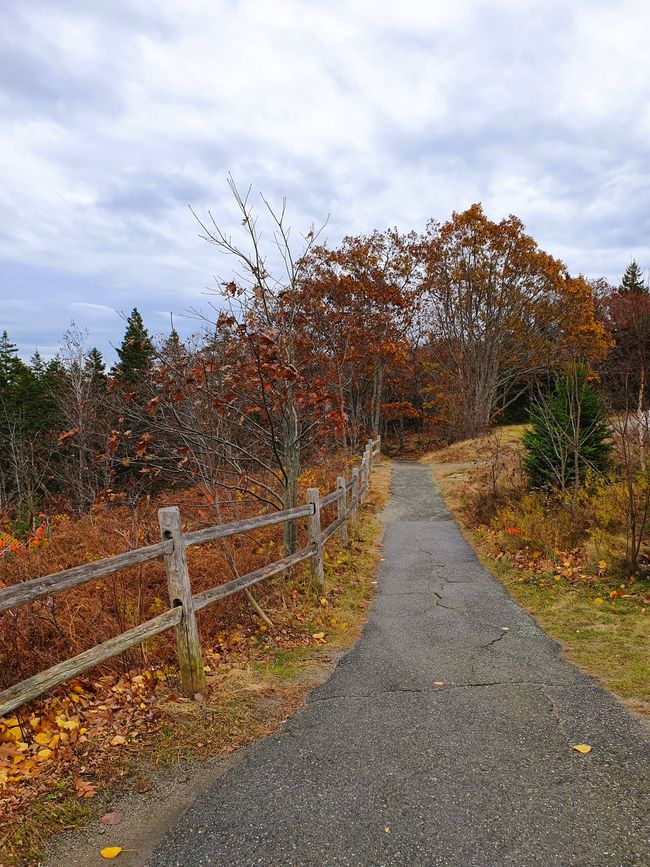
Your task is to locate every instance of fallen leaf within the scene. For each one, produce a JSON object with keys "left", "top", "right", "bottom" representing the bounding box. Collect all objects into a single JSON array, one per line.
[
  {"left": 572, "top": 744, "right": 592, "bottom": 754},
  {"left": 594, "top": 597, "right": 604, "bottom": 605},
  {"left": 74, "top": 778, "right": 98, "bottom": 799},
  {"left": 501, "top": 627, "right": 509, "bottom": 631},
  {"left": 311, "top": 632, "right": 325, "bottom": 640},
  {"left": 110, "top": 735, "right": 126, "bottom": 747},
  {"left": 432, "top": 681, "right": 445, "bottom": 686},
  {"left": 100, "top": 812, "right": 122, "bottom": 827},
  {"left": 384, "top": 826, "right": 390, "bottom": 833},
  {"left": 100, "top": 847, "right": 122, "bottom": 859}
]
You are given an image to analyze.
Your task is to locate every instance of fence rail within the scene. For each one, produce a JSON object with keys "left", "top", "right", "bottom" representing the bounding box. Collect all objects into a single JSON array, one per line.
[{"left": 0, "top": 436, "right": 381, "bottom": 718}]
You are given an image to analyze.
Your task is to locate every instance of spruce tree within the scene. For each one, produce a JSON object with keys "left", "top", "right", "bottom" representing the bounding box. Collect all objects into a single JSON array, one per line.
[
  {"left": 86, "top": 347, "right": 107, "bottom": 383},
  {"left": 619, "top": 260, "right": 647, "bottom": 295},
  {"left": 0, "top": 330, "right": 24, "bottom": 391},
  {"left": 113, "top": 309, "right": 153, "bottom": 383},
  {"left": 523, "top": 367, "right": 612, "bottom": 490}
]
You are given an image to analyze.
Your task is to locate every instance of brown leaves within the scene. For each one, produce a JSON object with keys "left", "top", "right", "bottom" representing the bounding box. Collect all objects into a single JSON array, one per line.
[
  {"left": 100, "top": 811, "right": 122, "bottom": 826},
  {"left": 145, "top": 396, "right": 161, "bottom": 416},
  {"left": 0, "top": 670, "right": 167, "bottom": 824},
  {"left": 58, "top": 427, "right": 80, "bottom": 446},
  {"left": 74, "top": 777, "right": 98, "bottom": 798}
]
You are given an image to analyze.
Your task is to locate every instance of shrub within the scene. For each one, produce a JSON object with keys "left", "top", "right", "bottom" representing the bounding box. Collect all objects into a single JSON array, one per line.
[{"left": 523, "top": 367, "right": 612, "bottom": 490}]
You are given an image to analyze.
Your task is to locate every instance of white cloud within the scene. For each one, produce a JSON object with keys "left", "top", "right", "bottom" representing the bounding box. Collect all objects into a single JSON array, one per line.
[
  {"left": 1, "top": 0, "right": 649, "bottom": 358},
  {"left": 67, "top": 302, "right": 119, "bottom": 318}
]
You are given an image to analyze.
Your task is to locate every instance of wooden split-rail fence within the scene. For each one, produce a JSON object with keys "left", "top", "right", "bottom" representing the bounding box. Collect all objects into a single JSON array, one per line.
[{"left": 0, "top": 437, "right": 382, "bottom": 719}]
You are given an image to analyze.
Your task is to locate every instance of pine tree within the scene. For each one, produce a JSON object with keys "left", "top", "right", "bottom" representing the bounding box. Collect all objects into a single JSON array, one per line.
[
  {"left": 619, "top": 260, "right": 647, "bottom": 295},
  {"left": 86, "top": 347, "right": 107, "bottom": 383},
  {"left": 523, "top": 367, "right": 612, "bottom": 490},
  {"left": 0, "top": 330, "right": 24, "bottom": 391},
  {"left": 113, "top": 309, "right": 153, "bottom": 384}
]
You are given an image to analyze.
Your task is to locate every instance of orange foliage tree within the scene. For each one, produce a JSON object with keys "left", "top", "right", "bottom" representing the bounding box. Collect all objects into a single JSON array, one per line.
[
  {"left": 421, "top": 204, "right": 609, "bottom": 439},
  {"left": 300, "top": 229, "right": 421, "bottom": 450}
]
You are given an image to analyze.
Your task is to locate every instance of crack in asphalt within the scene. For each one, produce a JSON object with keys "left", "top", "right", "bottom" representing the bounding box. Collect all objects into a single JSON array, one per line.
[{"left": 307, "top": 680, "right": 578, "bottom": 704}]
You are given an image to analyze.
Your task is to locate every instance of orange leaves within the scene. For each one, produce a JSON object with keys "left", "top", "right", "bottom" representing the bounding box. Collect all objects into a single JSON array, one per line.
[
  {"left": 145, "top": 395, "right": 161, "bottom": 416},
  {"left": 0, "top": 670, "right": 167, "bottom": 823},
  {"left": 58, "top": 427, "right": 80, "bottom": 446},
  {"left": 74, "top": 777, "right": 98, "bottom": 798},
  {"left": 135, "top": 432, "right": 153, "bottom": 458}
]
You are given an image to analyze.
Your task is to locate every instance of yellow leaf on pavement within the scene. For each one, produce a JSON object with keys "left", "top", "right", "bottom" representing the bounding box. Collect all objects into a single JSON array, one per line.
[
  {"left": 572, "top": 744, "right": 592, "bottom": 754},
  {"left": 100, "top": 847, "right": 122, "bottom": 859}
]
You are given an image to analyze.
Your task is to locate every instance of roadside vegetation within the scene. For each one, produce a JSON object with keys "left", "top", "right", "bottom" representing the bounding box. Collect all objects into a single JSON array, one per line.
[{"left": 426, "top": 424, "right": 649, "bottom": 715}]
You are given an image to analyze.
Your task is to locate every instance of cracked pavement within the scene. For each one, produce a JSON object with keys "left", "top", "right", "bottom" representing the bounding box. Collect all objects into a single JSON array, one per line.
[{"left": 149, "top": 462, "right": 649, "bottom": 866}]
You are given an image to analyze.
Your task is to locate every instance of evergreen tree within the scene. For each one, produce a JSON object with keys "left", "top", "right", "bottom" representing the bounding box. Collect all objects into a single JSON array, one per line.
[
  {"left": 523, "top": 367, "right": 612, "bottom": 490},
  {"left": 86, "top": 347, "right": 107, "bottom": 383},
  {"left": 0, "top": 330, "right": 25, "bottom": 391},
  {"left": 113, "top": 309, "right": 153, "bottom": 383},
  {"left": 619, "top": 260, "right": 647, "bottom": 295}
]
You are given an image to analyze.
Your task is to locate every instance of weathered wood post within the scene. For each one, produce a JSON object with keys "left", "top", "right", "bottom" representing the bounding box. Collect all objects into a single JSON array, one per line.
[
  {"left": 307, "top": 488, "right": 324, "bottom": 590},
  {"left": 367, "top": 439, "right": 374, "bottom": 470},
  {"left": 351, "top": 468, "right": 360, "bottom": 522},
  {"left": 362, "top": 446, "right": 371, "bottom": 501},
  {"left": 375, "top": 434, "right": 381, "bottom": 464},
  {"left": 158, "top": 506, "right": 206, "bottom": 696},
  {"left": 336, "top": 475, "right": 349, "bottom": 548}
]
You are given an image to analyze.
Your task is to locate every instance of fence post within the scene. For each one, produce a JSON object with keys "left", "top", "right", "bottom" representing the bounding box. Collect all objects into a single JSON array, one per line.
[
  {"left": 351, "top": 468, "right": 360, "bottom": 522},
  {"left": 336, "top": 476, "right": 349, "bottom": 548},
  {"left": 362, "top": 446, "right": 371, "bottom": 501},
  {"left": 367, "top": 440, "right": 374, "bottom": 470},
  {"left": 375, "top": 435, "right": 381, "bottom": 464},
  {"left": 307, "top": 488, "right": 324, "bottom": 590},
  {"left": 158, "top": 506, "right": 206, "bottom": 696}
]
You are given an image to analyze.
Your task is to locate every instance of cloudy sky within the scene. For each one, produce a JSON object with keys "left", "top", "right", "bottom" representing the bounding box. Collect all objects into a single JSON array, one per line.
[{"left": 2, "top": 0, "right": 649, "bottom": 361}]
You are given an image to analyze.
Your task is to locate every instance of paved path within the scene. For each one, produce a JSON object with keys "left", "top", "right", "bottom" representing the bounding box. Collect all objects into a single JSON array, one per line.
[{"left": 149, "top": 462, "right": 649, "bottom": 866}]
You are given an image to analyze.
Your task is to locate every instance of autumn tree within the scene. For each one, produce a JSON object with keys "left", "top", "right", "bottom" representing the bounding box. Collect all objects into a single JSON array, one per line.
[
  {"left": 300, "top": 229, "right": 421, "bottom": 449},
  {"left": 601, "top": 267, "right": 650, "bottom": 415},
  {"left": 421, "top": 204, "right": 609, "bottom": 439},
  {"left": 118, "top": 180, "right": 339, "bottom": 554}
]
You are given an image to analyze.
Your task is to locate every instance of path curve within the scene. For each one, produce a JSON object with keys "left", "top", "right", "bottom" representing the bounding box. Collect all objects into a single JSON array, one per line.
[{"left": 149, "top": 462, "right": 649, "bottom": 866}]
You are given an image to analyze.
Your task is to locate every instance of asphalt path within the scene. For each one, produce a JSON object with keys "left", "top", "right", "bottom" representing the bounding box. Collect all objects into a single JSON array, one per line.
[{"left": 149, "top": 461, "right": 649, "bottom": 866}]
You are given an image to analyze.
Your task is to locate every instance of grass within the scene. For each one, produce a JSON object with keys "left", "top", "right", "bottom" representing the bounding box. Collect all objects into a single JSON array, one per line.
[
  {"left": 426, "top": 427, "right": 649, "bottom": 716},
  {"left": 1, "top": 463, "right": 390, "bottom": 866}
]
